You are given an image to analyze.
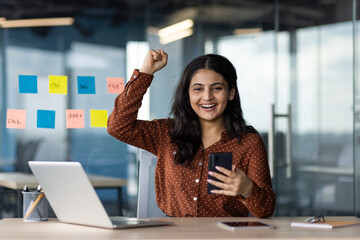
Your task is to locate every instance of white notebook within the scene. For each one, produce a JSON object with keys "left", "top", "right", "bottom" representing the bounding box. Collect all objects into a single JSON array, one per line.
[{"left": 291, "top": 220, "right": 360, "bottom": 229}]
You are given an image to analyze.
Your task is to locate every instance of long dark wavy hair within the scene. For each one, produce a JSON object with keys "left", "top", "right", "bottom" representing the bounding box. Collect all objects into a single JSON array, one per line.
[{"left": 169, "top": 54, "right": 256, "bottom": 165}]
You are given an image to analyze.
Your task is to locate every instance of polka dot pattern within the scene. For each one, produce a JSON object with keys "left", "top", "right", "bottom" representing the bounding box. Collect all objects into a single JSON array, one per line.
[{"left": 108, "top": 69, "right": 276, "bottom": 218}]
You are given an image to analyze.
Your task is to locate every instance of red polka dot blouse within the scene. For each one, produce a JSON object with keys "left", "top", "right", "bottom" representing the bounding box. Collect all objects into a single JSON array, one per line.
[{"left": 108, "top": 70, "right": 276, "bottom": 218}]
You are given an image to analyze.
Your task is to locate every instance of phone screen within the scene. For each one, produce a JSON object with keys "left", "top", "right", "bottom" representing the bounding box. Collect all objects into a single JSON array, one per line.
[
  {"left": 217, "top": 221, "right": 274, "bottom": 230},
  {"left": 223, "top": 221, "right": 269, "bottom": 227}
]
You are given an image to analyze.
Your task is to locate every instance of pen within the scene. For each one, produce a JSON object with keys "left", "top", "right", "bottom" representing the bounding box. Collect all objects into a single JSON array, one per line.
[
  {"left": 24, "top": 185, "right": 41, "bottom": 216},
  {"left": 34, "top": 185, "right": 44, "bottom": 217},
  {"left": 35, "top": 185, "right": 42, "bottom": 192},
  {"left": 24, "top": 189, "right": 45, "bottom": 220},
  {"left": 22, "top": 185, "right": 29, "bottom": 192}
]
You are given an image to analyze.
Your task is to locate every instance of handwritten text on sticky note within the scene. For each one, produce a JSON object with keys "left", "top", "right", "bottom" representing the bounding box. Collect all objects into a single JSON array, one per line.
[
  {"left": 90, "top": 110, "right": 108, "bottom": 128},
  {"left": 6, "top": 109, "right": 26, "bottom": 129},
  {"left": 77, "top": 76, "right": 96, "bottom": 94},
  {"left": 49, "top": 75, "right": 67, "bottom": 94},
  {"left": 66, "top": 109, "right": 85, "bottom": 128},
  {"left": 107, "top": 77, "right": 125, "bottom": 94}
]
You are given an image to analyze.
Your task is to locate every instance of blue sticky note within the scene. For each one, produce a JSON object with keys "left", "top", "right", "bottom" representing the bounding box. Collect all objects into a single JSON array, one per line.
[
  {"left": 19, "top": 75, "right": 38, "bottom": 93},
  {"left": 77, "top": 76, "right": 96, "bottom": 94},
  {"left": 37, "top": 110, "right": 55, "bottom": 129}
]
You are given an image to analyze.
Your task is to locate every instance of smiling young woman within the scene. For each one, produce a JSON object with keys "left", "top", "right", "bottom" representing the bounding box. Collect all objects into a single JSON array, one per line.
[
  {"left": 107, "top": 49, "right": 276, "bottom": 218},
  {"left": 188, "top": 69, "right": 235, "bottom": 149},
  {"left": 189, "top": 69, "right": 234, "bottom": 125}
]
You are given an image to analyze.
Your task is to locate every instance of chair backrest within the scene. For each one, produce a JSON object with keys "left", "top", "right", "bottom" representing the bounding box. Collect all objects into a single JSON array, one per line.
[{"left": 137, "top": 151, "right": 166, "bottom": 218}]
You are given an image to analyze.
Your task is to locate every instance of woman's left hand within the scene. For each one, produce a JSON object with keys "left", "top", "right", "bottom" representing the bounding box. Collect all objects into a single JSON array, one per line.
[{"left": 207, "top": 165, "right": 253, "bottom": 198}]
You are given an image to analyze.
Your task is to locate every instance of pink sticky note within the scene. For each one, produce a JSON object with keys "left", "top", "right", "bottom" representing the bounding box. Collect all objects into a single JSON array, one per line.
[
  {"left": 66, "top": 109, "right": 85, "bottom": 128},
  {"left": 6, "top": 109, "right": 26, "bottom": 129},
  {"left": 107, "top": 77, "right": 124, "bottom": 94}
]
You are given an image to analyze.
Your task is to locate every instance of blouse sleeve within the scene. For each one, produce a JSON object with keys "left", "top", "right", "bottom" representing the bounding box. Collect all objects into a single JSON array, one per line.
[
  {"left": 107, "top": 69, "right": 162, "bottom": 155},
  {"left": 240, "top": 135, "right": 276, "bottom": 218}
]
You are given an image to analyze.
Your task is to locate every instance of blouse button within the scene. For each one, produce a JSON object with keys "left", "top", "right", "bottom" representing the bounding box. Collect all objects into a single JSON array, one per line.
[
  {"left": 193, "top": 197, "right": 197, "bottom": 201},
  {"left": 198, "top": 162, "right": 203, "bottom": 166},
  {"left": 173, "top": 151, "right": 176, "bottom": 155},
  {"left": 195, "top": 179, "right": 199, "bottom": 183}
]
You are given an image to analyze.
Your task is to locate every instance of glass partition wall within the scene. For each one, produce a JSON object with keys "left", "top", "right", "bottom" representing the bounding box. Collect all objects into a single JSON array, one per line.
[
  {"left": 212, "top": 0, "right": 357, "bottom": 216},
  {"left": 0, "top": 0, "right": 359, "bottom": 217},
  {"left": 275, "top": 1, "right": 355, "bottom": 216},
  {"left": 356, "top": 0, "right": 360, "bottom": 218}
]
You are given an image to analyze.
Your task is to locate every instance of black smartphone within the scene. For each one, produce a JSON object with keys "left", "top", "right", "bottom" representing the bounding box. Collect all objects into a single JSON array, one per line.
[
  {"left": 217, "top": 221, "right": 275, "bottom": 230},
  {"left": 207, "top": 152, "right": 232, "bottom": 194}
]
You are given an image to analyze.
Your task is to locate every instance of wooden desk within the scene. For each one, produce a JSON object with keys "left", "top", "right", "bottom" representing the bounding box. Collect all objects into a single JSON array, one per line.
[
  {"left": 0, "top": 216, "right": 359, "bottom": 240},
  {"left": 0, "top": 172, "right": 127, "bottom": 217}
]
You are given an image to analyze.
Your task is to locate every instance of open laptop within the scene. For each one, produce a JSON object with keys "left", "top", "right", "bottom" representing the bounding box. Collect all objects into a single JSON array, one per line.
[{"left": 28, "top": 161, "right": 172, "bottom": 229}]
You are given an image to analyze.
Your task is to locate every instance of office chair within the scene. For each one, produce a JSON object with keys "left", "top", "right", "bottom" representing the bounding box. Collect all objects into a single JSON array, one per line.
[{"left": 137, "top": 150, "right": 166, "bottom": 218}]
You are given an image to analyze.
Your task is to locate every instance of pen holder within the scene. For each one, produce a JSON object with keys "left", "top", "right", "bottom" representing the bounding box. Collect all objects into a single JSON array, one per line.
[{"left": 22, "top": 191, "right": 48, "bottom": 222}]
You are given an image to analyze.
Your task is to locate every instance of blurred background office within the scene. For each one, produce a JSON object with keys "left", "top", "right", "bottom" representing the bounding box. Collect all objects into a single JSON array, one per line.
[{"left": 0, "top": 0, "right": 360, "bottom": 218}]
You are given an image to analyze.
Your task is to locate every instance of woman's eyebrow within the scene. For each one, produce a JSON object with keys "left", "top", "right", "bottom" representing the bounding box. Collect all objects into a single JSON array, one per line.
[
  {"left": 190, "top": 82, "right": 225, "bottom": 87},
  {"left": 190, "top": 83, "right": 204, "bottom": 87},
  {"left": 211, "top": 82, "right": 225, "bottom": 86}
]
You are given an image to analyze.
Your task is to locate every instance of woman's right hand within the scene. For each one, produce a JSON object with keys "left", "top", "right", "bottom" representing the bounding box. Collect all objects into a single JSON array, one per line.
[{"left": 139, "top": 49, "right": 168, "bottom": 75}]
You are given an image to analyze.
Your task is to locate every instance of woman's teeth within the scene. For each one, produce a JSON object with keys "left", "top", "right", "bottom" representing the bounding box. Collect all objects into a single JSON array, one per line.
[{"left": 201, "top": 104, "right": 215, "bottom": 109}]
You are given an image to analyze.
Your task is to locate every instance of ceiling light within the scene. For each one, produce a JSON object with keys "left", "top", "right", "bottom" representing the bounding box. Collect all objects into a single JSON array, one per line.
[
  {"left": 158, "top": 19, "right": 193, "bottom": 38},
  {"left": 157, "top": 19, "right": 194, "bottom": 45},
  {"left": 0, "top": 17, "right": 75, "bottom": 28},
  {"left": 160, "top": 28, "right": 193, "bottom": 45},
  {"left": 233, "top": 28, "right": 262, "bottom": 36}
]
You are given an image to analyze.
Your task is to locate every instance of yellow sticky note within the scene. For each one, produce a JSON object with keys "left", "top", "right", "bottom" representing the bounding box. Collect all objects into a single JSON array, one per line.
[
  {"left": 49, "top": 75, "right": 67, "bottom": 94},
  {"left": 90, "top": 110, "right": 108, "bottom": 128}
]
